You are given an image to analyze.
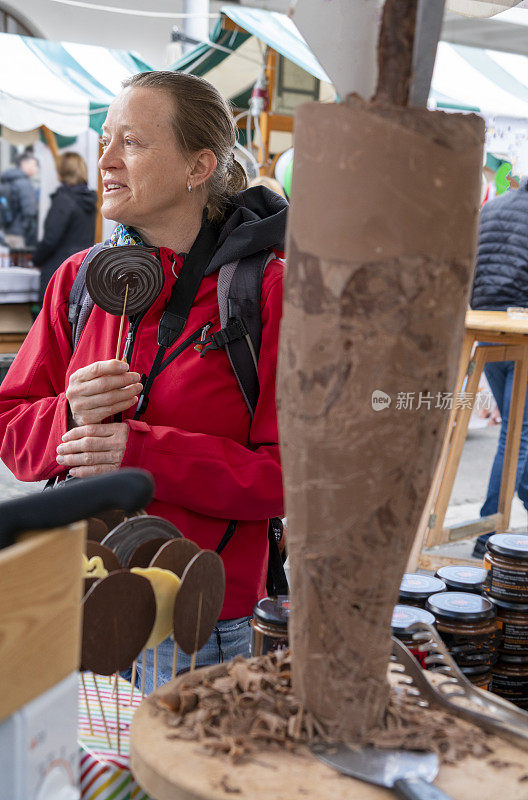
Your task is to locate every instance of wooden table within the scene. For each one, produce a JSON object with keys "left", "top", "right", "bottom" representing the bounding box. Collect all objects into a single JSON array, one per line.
[
  {"left": 413, "top": 310, "right": 528, "bottom": 571},
  {"left": 130, "top": 669, "right": 528, "bottom": 800}
]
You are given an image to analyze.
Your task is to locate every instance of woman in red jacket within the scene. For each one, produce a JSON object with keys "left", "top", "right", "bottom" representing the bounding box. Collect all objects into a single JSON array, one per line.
[{"left": 0, "top": 71, "right": 286, "bottom": 689}]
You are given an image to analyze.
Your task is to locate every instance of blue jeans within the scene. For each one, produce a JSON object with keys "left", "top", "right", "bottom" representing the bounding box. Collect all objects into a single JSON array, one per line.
[
  {"left": 132, "top": 616, "right": 252, "bottom": 694},
  {"left": 481, "top": 359, "right": 528, "bottom": 517}
]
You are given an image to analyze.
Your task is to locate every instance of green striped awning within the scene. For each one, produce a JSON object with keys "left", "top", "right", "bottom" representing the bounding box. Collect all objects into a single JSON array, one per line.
[{"left": 0, "top": 33, "right": 152, "bottom": 136}]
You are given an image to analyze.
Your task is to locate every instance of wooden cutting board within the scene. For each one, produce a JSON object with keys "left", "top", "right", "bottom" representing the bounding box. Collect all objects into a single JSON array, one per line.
[{"left": 130, "top": 671, "right": 528, "bottom": 800}]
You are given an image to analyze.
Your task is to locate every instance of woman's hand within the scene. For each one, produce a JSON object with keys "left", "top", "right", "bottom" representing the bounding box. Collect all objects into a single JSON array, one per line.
[
  {"left": 56, "top": 422, "right": 129, "bottom": 477},
  {"left": 66, "top": 359, "right": 142, "bottom": 426}
]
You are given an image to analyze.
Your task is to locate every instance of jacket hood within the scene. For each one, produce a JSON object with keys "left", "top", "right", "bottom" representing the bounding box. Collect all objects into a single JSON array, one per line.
[
  {"left": 55, "top": 183, "right": 97, "bottom": 213},
  {"left": 1, "top": 167, "right": 26, "bottom": 183},
  {"left": 206, "top": 186, "right": 288, "bottom": 275}
]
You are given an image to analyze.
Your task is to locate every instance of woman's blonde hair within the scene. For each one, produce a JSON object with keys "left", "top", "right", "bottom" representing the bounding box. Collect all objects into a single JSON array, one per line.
[
  {"left": 57, "top": 152, "right": 88, "bottom": 186},
  {"left": 122, "top": 71, "right": 247, "bottom": 222}
]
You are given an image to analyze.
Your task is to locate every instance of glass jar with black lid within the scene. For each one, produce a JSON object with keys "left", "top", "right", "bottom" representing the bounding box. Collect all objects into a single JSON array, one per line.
[
  {"left": 490, "top": 655, "right": 528, "bottom": 709},
  {"left": 435, "top": 565, "right": 487, "bottom": 595},
  {"left": 399, "top": 573, "right": 446, "bottom": 608},
  {"left": 485, "top": 534, "right": 528, "bottom": 602},
  {"left": 490, "top": 597, "right": 528, "bottom": 658},
  {"left": 426, "top": 591, "right": 500, "bottom": 670},
  {"left": 251, "top": 595, "right": 289, "bottom": 656},
  {"left": 391, "top": 605, "right": 435, "bottom": 668}
]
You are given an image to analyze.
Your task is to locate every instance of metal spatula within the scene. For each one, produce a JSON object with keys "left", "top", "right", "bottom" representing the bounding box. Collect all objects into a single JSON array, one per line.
[{"left": 311, "top": 743, "right": 454, "bottom": 800}]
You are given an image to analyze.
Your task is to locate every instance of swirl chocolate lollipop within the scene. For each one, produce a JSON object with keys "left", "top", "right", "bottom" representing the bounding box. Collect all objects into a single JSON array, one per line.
[{"left": 85, "top": 246, "right": 164, "bottom": 358}]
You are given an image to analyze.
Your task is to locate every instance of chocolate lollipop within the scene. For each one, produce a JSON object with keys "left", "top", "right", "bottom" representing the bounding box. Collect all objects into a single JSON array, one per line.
[
  {"left": 173, "top": 550, "right": 225, "bottom": 658},
  {"left": 86, "top": 246, "right": 164, "bottom": 316},
  {"left": 101, "top": 516, "right": 182, "bottom": 567},
  {"left": 81, "top": 570, "right": 156, "bottom": 675},
  {"left": 150, "top": 538, "right": 200, "bottom": 577},
  {"left": 128, "top": 537, "right": 174, "bottom": 569},
  {"left": 86, "top": 540, "right": 121, "bottom": 573},
  {"left": 86, "top": 517, "right": 109, "bottom": 542},
  {"left": 86, "top": 246, "right": 164, "bottom": 359}
]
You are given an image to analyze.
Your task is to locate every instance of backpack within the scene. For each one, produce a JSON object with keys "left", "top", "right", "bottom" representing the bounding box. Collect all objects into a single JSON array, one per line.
[
  {"left": 67, "top": 240, "right": 288, "bottom": 596},
  {"left": 0, "top": 182, "right": 16, "bottom": 229}
]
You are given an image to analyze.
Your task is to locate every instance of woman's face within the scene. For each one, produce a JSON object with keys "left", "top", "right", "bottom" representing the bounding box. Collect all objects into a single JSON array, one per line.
[{"left": 99, "top": 87, "right": 190, "bottom": 230}]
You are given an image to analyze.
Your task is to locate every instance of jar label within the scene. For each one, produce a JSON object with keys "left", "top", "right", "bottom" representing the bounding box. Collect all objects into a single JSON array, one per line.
[
  {"left": 501, "top": 622, "right": 528, "bottom": 652},
  {"left": 489, "top": 564, "right": 528, "bottom": 600},
  {"left": 490, "top": 672, "right": 528, "bottom": 697}
]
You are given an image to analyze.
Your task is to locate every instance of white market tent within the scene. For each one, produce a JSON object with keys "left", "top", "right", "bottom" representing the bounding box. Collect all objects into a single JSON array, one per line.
[
  {"left": 433, "top": 42, "right": 528, "bottom": 117},
  {"left": 0, "top": 34, "right": 151, "bottom": 137},
  {"left": 174, "top": 6, "right": 528, "bottom": 120}
]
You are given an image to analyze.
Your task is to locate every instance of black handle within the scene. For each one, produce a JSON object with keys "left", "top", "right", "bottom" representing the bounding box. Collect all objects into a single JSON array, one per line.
[
  {"left": 394, "top": 778, "right": 454, "bottom": 800},
  {"left": 0, "top": 469, "right": 155, "bottom": 550}
]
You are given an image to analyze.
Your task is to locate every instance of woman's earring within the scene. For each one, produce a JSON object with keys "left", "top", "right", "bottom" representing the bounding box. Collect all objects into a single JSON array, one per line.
[{"left": 187, "top": 184, "right": 192, "bottom": 193}]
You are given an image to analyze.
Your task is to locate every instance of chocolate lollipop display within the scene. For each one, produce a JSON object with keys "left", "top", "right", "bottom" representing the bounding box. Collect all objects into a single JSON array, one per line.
[
  {"left": 101, "top": 516, "right": 182, "bottom": 567},
  {"left": 85, "top": 246, "right": 164, "bottom": 358}
]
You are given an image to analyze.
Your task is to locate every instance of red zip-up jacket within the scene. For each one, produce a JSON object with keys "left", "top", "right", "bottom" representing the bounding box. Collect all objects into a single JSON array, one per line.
[{"left": 0, "top": 188, "right": 286, "bottom": 619}]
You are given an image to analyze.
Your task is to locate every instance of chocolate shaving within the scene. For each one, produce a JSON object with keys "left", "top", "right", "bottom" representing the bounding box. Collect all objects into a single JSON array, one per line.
[{"left": 152, "top": 652, "right": 493, "bottom": 764}]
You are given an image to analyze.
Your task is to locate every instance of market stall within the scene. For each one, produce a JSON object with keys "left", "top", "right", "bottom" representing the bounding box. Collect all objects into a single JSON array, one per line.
[{"left": 3, "top": 2, "right": 528, "bottom": 800}]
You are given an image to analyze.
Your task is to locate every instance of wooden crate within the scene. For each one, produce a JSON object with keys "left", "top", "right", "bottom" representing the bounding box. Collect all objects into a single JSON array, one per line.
[{"left": 0, "top": 522, "right": 85, "bottom": 722}]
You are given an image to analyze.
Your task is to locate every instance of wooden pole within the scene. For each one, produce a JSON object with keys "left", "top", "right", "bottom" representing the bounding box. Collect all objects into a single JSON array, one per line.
[
  {"left": 40, "top": 126, "right": 60, "bottom": 170},
  {"left": 258, "top": 48, "right": 277, "bottom": 173}
]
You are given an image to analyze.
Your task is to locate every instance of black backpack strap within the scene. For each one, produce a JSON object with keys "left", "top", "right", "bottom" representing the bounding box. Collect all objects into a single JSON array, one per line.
[
  {"left": 68, "top": 243, "right": 107, "bottom": 350},
  {"left": 157, "top": 215, "right": 219, "bottom": 348},
  {"left": 266, "top": 517, "right": 289, "bottom": 596},
  {"left": 201, "top": 251, "right": 274, "bottom": 418},
  {"left": 215, "top": 519, "right": 238, "bottom": 555}
]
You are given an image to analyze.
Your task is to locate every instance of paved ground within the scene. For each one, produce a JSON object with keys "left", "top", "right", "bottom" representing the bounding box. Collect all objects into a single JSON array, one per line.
[{"left": 0, "top": 459, "right": 45, "bottom": 499}]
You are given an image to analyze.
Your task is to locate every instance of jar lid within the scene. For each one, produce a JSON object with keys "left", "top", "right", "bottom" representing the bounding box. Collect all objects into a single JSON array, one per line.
[
  {"left": 253, "top": 595, "right": 290, "bottom": 627},
  {"left": 461, "top": 664, "right": 492, "bottom": 677},
  {"left": 490, "top": 596, "right": 528, "bottom": 613},
  {"left": 487, "top": 533, "right": 528, "bottom": 559},
  {"left": 435, "top": 565, "right": 487, "bottom": 591},
  {"left": 391, "top": 604, "right": 435, "bottom": 634},
  {"left": 426, "top": 591, "right": 495, "bottom": 622},
  {"left": 496, "top": 654, "right": 528, "bottom": 666},
  {"left": 399, "top": 573, "right": 446, "bottom": 600}
]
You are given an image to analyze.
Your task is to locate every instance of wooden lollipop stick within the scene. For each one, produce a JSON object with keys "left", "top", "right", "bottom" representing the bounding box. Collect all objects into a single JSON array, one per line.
[
  {"left": 190, "top": 592, "right": 203, "bottom": 674},
  {"left": 81, "top": 672, "right": 94, "bottom": 736},
  {"left": 154, "top": 646, "right": 158, "bottom": 690},
  {"left": 115, "top": 674, "right": 121, "bottom": 755},
  {"left": 93, "top": 673, "right": 111, "bottom": 748},
  {"left": 115, "top": 283, "right": 129, "bottom": 360},
  {"left": 172, "top": 640, "right": 178, "bottom": 680},
  {"left": 141, "top": 649, "right": 147, "bottom": 699},
  {"left": 129, "top": 660, "right": 137, "bottom": 706}
]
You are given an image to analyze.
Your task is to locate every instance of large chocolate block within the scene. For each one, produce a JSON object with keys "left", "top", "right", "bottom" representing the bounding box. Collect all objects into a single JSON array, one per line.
[{"left": 278, "top": 100, "right": 485, "bottom": 740}]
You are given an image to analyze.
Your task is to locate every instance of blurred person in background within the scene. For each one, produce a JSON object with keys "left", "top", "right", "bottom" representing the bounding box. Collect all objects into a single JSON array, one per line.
[
  {"left": 248, "top": 175, "right": 286, "bottom": 199},
  {"left": 34, "top": 152, "right": 97, "bottom": 304},
  {"left": 470, "top": 174, "right": 528, "bottom": 558},
  {"left": 0, "top": 151, "right": 39, "bottom": 247}
]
